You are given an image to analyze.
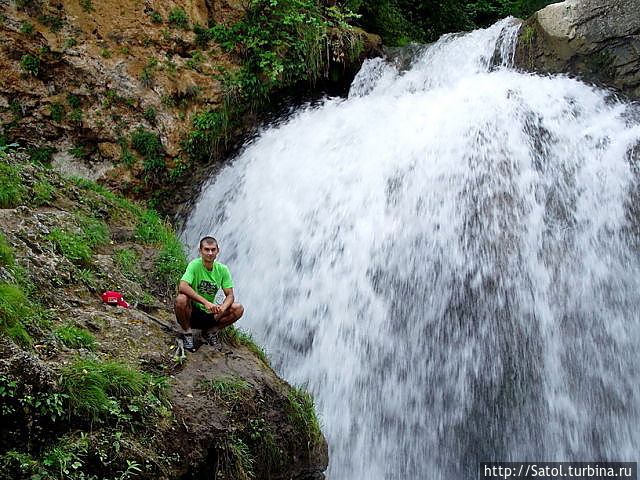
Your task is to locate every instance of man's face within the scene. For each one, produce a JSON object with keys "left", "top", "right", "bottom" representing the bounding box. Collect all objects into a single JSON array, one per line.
[{"left": 199, "top": 241, "right": 219, "bottom": 263}]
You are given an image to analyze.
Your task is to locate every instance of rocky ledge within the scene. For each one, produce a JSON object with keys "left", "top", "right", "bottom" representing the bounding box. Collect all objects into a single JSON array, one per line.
[{"left": 0, "top": 151, "right": 328, "bottom": 480}]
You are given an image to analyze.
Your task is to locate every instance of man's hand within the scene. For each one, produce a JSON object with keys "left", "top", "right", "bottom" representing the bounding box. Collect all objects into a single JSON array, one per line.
[{"left": 202, "top": 300, "right": 219, "bottom": 314}]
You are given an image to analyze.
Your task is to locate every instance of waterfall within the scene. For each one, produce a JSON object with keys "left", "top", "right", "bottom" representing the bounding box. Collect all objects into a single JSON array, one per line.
[{"left": 181, "top": 18, "right": 640, "bottom": 479}]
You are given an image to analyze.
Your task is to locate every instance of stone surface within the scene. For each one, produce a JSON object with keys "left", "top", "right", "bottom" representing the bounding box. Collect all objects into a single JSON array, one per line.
[{"left": 513, "top": 0, "right": 640, "bottom": 99}]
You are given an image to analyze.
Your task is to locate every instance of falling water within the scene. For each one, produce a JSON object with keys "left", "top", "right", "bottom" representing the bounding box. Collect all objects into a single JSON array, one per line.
[{"left": 182, "top": 18, "right": 640, "bottom": 479}]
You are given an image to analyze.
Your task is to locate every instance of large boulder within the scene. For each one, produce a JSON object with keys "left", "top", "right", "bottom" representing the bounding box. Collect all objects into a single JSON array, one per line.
[{"left": 513, "top": 0, "right": 640, "bottom": 99}]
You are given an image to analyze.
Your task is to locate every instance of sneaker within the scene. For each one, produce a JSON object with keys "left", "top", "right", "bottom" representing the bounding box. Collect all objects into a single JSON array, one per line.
[
  {"left": 182, "top": 333, "right": 196, "bottom": 352},
  {"left": 205, "top": 332, "right": 223, "bottom": 351}
]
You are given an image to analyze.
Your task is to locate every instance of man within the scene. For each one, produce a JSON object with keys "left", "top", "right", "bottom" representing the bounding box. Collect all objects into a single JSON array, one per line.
[{"left": 174, "top": 236, "right": 244, "bottom": 352}]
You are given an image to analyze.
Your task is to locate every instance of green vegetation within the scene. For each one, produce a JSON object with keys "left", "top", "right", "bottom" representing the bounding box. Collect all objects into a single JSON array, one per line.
[
  {"left": 20, "top": 55, "right": 40, "bottom": 76},
  {"left": 143, "top": 106, "right": 156, "bottom": 124},
  {"left": 53, "top": 324, "right": 97, "bottom": 350},
  {"left": 0, "top": 162, "right": 26, "bottom": 208},
  {"left": 20, "top": 21, "right": 34, "bottom": 35},
  {"left": 131, "top": 127, "right": 165, "bottom": 175},
  {"left": 218, "top": 326, "right": 270, "bottom": 366},
  {"left": 115, "top": 248, "right": 140, "bottom": 281},
  {"left": 0, "top": 283, "right": 33, "bottom": 346},
  {"left": 46, "top": 215, "right": 109, "bottom": 267},
  {"left": 199, "top": 376, "right": 251, "bottom": 404},
  {"left": 219, "top": 435, "right": 254, "bottom": 480},
  {"left": 184, "top": 0, "right": 365, "bottom": 162},
  {"left": 38, "top": 14, "right": 64, "bottom": 32},
  {"left": 59, "top": 358, "right": 168, "bottom": 424},
  {"left": 29, "top": 146, "right": 55, "bottom": 166},
  {"left": 149, "top": 10, "right": 163, "bottom": 23},
  {"left": 168, "top": 8, "right": 189, "bottom": 29},
  {"left": 286, "top": 385, "right": 322, "bottom": 450},
  {"left": 0, "top": 232, "right": 13, "bottom": 266},
  {"left": 347, "top": 0, "right": 560, "bottom": 45},
  {"left": 50, "top": 102, "right": 66, "bottom": 122},
  {"left": 33, "top": 179, "right": 55, "bottom": 205}
]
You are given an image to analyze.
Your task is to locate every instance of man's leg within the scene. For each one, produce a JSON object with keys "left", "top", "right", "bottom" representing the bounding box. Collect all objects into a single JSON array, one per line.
[
  {"left": 174, "top": 294, "right": 193, "bottom": 331},
  {"left": 174, "top": 294, "right": 197, "bottom": 352}
]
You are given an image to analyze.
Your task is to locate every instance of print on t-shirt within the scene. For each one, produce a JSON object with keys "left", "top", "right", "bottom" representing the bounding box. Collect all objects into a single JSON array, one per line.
[{"left": 198, "top": 280, "right": 219, "bottom": 297}]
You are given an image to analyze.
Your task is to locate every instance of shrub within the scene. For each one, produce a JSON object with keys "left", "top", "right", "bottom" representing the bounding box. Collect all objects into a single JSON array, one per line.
[
  {"left": 130, "top": 127, "right": 164, "bottom": 174},
  {"left": 53, "top": 325, "right": 96, "bottom": 350},
  {"left": 143, "top": 106, "right": 156, "bottom": 124}
]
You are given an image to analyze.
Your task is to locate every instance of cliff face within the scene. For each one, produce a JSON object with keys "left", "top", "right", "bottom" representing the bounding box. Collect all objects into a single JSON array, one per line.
[
  {"left": 0, "top": 151, "right": 328, "bottom": 479},
  {"left": 513, "top": 0, "right": 640, "bottom": 100},
  {"left": 0, "top": 0, "right": 380, "bottom": 208}
]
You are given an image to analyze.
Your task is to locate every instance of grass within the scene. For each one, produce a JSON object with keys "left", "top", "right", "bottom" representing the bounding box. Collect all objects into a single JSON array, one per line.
[
  {"left": 115, "top": 248, "right": 140, "bottom": 281},
  {"left": 0, "top": 233, "right": 14, "bottom": 266},
  {"left": 53, "top": 325, "right": 96, "bottom": 350},
  {"left": 220, "top": 435, "right": 254, "bottom": 480},
  {"left": 199, "top": 376, "right": 251, "bottom": 404},
  {"left": 46, "top": 214, "right": 109, "bottom": 267},
  {"left": 0, "top": 162, "right": 26, "bottom": 208},
  {"left": 58, "top": 358, "right": 166, "bottom": 424},
  {"left": 218, "top": 326, "right": 270, "bottom": 366},
  {"left": 286, "top": 384, "right": 322, "bottom": 450},
  {"left": 0, "top": 283, "right": 33, "bottom": 346}
]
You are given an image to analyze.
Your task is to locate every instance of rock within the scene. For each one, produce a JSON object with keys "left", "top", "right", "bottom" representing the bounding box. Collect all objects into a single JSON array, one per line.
[{"left": 513, "top": 0, "right": 640, "bottom": 99}]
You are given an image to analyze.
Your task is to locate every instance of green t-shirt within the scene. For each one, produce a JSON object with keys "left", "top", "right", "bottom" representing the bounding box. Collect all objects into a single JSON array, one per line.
[{"left": 180, "top": 258, "right": 233, "bottom": 312}]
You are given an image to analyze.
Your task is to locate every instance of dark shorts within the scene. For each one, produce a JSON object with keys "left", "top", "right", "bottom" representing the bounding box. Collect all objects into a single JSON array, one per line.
[{"left": 190, "top": 303, "right": 218, "bottom": 329}]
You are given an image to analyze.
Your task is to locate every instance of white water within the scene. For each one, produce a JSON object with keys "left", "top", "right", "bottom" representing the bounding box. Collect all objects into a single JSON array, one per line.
[{"left": 182, "top": 18, "right": 640, "bottom": 479}]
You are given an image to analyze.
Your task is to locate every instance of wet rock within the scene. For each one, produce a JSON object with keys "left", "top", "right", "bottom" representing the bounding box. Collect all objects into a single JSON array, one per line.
[{"left": 514, "top": 0, "right": 640, "bottom": 99}]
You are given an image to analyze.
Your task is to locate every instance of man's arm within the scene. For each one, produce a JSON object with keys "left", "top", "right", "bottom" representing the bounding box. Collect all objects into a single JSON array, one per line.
[
  {"left": 218, "top": 287, "right": 235, "bottom": 314},
  {"left": 178, "top": 280, "right": 217, "bottom": 313}
]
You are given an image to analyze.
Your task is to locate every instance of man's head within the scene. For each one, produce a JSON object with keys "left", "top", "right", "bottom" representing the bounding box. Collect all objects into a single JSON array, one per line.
[{"left": 199, "top": 236, "right": 219, "bottom": 264}]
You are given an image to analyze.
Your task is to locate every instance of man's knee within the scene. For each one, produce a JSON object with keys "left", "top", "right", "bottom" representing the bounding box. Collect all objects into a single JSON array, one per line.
[
  {"left": 232, "top": 302, "right": 244, "bottom": 319},
  {"left": 174, "top": 294, "right": 189, "bottom": 310}
]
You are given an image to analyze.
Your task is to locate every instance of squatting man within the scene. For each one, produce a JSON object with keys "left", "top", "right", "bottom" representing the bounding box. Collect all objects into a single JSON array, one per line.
[{"left": 174, "top": 236, "right": 244, "bottom": 352}]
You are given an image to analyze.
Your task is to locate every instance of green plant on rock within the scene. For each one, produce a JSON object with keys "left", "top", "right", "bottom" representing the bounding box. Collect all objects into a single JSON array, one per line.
[
  {"left": 0, "top": 283, "right": 33, "bottom": 346},
  {"left": 50, "top": 102, "right": 66, "bottom": 122},
  {"left": 0, "top": 162, "right": 26, "bottom": 208},
  {"left": 286, "top": 384, "right": 322, "bottom": 450},
  {"left": 29, "top": 146, "right": 55, "bottom": 166},
  {"left": 199, "top": 376, "right": 251, "bottom": 404},
  {"left": 32, "top": 179, "right": 55, "bottom": 206},
  {"left": 115, "top": 248, "right": 140, "bottom": 281},
  {"left": 58, "top": 358, "right": 168, "bottom": 424},
  {"left": 218, "top": 326, "right": 270, "bottom": 366},
  {"left": 20, "top": 55, "right": 40, "bottom": 76},
  {"left": 46, "top": 215, "right": 109, "bottom": 267},
  {"left": 218, "top": 435, "right": 254, "bottom": 480},
  {"left": 20, "top": 21, "right": 34, "bottom": 35},
  {"left": 131, "top": 127, "right": 165, "bottom": 175},
  {"left": 0, "top": 232, "right": 14, "bottom": 266},
  {"left": 54, "top": 325, "right": 96, "bottom": 350},
  {"left": 168, "top": 8, "right": 189, "bottom": 29}
]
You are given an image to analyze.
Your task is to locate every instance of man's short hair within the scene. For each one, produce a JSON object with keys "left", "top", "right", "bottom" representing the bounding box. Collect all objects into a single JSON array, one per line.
[{"left": 199, "top": 236, "right": 218, "bottom": 249}]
